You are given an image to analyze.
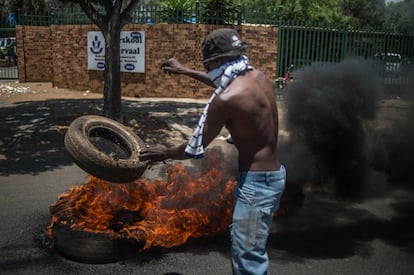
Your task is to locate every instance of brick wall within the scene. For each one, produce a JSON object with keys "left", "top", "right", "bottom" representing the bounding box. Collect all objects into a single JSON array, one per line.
[
  {"left": 16, "top": 26, "right": 53, "bottom": 82},
  {"left": 16, "top": 24, "right": 278, "bottom": 98}
]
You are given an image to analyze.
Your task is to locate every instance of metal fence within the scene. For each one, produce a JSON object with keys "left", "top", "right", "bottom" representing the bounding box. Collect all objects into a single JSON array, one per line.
[
  {"left": 16, "top": 4, "right": 278, "bottom": 26},
  {"left": 277, "top": 21, "right": 414, "bottom": 86},
  {"left": 0, "top": 65, "right": 18, "bottom": 80},
  {"left": 0, "top": 28, "right": 17, "bottom": 80},
  {"left": 2, "top": 4, "right": 413, "bottom": 84},
  {"left": 0, "top": 11, "right": 17, "bottom": 79}
]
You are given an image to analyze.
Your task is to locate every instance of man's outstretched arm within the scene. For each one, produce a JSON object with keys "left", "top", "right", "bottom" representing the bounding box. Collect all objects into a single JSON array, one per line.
[{"left": 161, "top": 58, "right": 215, "bottom": 88}]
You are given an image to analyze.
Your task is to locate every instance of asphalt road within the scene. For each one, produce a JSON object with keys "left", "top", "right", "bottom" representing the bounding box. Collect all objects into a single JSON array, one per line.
[{"left": 1, "top": 96, "right": 414, "bottom": 275}]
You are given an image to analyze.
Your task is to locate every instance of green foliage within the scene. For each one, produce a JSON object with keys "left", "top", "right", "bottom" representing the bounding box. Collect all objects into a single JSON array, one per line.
[
  {"left": 199, "top": 0, "right": 239, "bottom": 24},
  {"left": 239, "top": 0, "right": 280, "bottom": 12},
  {"left": 341, "top": 0, "right": 385, "bottom": 29},
  {"left": 304, "top": 0, "right": 346, "bottom": 24},
  {"left": 160, "top": 0, "right": 195, "bottom": 23},
  {"left": 279, "top": 0, "right": 304, "bottom": 21},
  {"left": 161, "top": 0, "right": 194, "bottom": 10},
  {"left": 237, "top": 0, "right": 279, "bottom": 24},
  {"left": 3, "top": 0, "right": 53, "bottom": 20},
  {"left": 16, "top": 0, "right": 48, "bottom": 14},
  {"left": 7, "top": 0, "right": 414, "bottom": 34},
  {"left": 385, "top": 0, "right": 414, "bottom": 35},
  {"left": 280, "top": 0, "right": 350, "bottom": 24},
  {"left": 239, "top": 0, "right": 349, "bottom": 25}
]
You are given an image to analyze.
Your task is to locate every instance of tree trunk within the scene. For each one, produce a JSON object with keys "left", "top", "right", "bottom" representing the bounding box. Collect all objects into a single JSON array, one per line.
[
  {"left": 76, "top": 0, "right": 141, "bottom": 122},
  {"left": 103, "top": 10, "right": 123, "bottom": 122}
]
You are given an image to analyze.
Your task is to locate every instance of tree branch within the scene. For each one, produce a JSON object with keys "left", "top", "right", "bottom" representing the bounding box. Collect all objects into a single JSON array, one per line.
[
  {"left": 120, "top": 0, "right": 140, "bottom": 26},
  {"left": 77, "top": 0, "right": 105, "bottom": 31}
]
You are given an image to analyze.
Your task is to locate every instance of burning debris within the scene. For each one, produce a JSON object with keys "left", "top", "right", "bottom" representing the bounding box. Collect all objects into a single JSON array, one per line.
[
  {"left": 48, "top": 144, "right": 300, "bottom": 263},
  {"left": 49, "top": 148, "right": 237, "bottom": 257}
]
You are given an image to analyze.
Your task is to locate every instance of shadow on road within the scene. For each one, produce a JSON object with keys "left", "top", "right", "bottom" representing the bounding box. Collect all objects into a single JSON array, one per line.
[
  {"left": 0, "top": 98, "right": 205, "bottom": 176},
  {"left": 111, "top": 189, "right": 414, "bottom": 264},
  {"left": 268, "top": 192, "right": 414, "bottom": 261}
]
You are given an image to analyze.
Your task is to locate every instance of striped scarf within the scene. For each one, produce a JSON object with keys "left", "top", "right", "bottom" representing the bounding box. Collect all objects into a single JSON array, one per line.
[{"left": 184, "top": 56, "right": 251, "bottom": 158}]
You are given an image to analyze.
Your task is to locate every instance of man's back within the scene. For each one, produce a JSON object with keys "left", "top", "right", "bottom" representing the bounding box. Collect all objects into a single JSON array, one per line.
[{"left": 209, "top": 69, "right": 280, "bottom": 171}]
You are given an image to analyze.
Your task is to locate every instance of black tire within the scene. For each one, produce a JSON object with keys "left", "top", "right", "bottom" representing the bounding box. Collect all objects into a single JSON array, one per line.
[
  {"left": 52, "top": 223, "right": 145, "bottom": 264},
  {"left": 64, "top": 115, "right": 149, "bottom": 183}
]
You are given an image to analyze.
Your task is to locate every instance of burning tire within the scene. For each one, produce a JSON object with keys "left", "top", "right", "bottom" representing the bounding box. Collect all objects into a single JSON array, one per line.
[
  {"left": 64, "top": 115, "right": 149, "bottom": 183},
  {"left": 52, "top": 223, "right": 145, "bottom": 264}
]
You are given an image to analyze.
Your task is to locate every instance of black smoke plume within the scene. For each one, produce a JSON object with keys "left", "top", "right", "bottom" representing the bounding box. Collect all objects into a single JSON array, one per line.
[
  {"left": 369, "top": 68, "right": 414, "bottom": 186},
  {"left": 283, "top": 58, "right": 383, "bottom": 199}
]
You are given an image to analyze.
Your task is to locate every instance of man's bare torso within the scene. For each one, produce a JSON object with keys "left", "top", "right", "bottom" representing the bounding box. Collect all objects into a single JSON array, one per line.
[{"left": 207, "top": 69, "right": 281, "bottom": 171}]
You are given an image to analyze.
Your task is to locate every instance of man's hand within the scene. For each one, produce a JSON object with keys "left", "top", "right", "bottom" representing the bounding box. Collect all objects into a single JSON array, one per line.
[
  {"left": 139, "top": 144, "right": 169, "bottom": 163},
  {"left": 160, "top": 58, "right": 187, "bottom": 75}
]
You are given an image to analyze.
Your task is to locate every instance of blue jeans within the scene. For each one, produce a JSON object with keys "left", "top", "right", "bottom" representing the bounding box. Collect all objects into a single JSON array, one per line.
[{"left": 231, "top": 166, "right": 286, "bottom": 275}]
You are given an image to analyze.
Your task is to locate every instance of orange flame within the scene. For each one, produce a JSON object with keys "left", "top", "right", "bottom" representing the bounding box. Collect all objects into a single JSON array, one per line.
[{"left": 49, "top": 149, "right": 237, "bottom": 250}]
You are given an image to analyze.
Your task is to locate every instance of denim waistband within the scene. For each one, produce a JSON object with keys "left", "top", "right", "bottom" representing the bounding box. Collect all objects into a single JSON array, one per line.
[{"left": 237, "top": 165, "right": 286, "bottom": 181}]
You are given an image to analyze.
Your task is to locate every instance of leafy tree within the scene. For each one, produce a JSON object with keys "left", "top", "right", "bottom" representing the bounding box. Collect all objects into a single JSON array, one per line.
[
  {"left": 59, "top": 0, "right": 141, "bottom": 121},
  {"left": 280, "top": 0, "right": 350, "bottom": 24},
  {"left": 385, "top": 0, "right": 414, "bottom": 34},
  {"left": 239, "top": 0, "right": 348, "bottom": 25},
  {"left": 341, "top": 0, "right": 385, "bottom": 29},
  {"left": 3, "top": 0, "right": 52, "bottom": 23},
  {"left": 160, "top": 0, "right": 195, "bottom": 23},
  {"left": 199, "top": 0, "right": 238, "bottom": 24},
  {"left": 237, "top": 0, "right": 279, "bottom": 23},
  {"left": 279, "top": 0, "right": 305, "bottom": 21},
  {"left": 2, "top": 0, "right": 62, "bottom": 35},
  {"left": 302, "top": 0, "right": 346, "bottom": 24}
]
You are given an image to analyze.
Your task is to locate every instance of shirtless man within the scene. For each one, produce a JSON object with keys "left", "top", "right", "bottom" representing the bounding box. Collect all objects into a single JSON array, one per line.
[{"left": 140, "top": 28, "right": 286, "bottom": 275}]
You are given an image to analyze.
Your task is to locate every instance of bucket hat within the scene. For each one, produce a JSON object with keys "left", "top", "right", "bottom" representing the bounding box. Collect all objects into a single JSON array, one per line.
[{"left": 202, "top": 28, "right": 249, "bottom": 63}]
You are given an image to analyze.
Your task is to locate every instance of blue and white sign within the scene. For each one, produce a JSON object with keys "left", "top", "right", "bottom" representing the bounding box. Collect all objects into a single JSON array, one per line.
[{"left": 87, "top": 31, "right": 145, "bottom": 73}]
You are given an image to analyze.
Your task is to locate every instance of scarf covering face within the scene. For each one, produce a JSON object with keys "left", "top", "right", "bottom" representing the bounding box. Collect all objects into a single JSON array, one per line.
[
  {"left": 206, "top": 62, "right": 227, "bottom": 87},
  {"left": 184, "top": 55, "right": 252, "bottom": 158}
]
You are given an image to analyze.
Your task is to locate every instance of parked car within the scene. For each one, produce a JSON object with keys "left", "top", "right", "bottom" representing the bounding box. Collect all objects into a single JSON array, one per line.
[{"left": 374, "top": 52, "right": 402, "bottom": 73}]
